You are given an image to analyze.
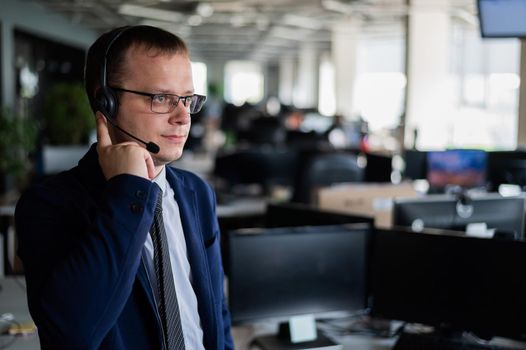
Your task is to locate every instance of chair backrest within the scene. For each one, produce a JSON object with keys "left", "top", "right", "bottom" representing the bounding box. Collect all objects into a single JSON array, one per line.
[{"left": 292, "top": 152, "right": 364, "bottom": 204}]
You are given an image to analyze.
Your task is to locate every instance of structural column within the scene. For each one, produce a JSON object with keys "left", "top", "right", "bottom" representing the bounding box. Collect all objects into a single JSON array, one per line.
[
  {"left": 293, "top": 42, "right": 319, "bottom": 109},
  {"left": 517, "top": 40, "right": 526, "bottom": 147},
  {"left": 1, "top": 20, "right": 14, "bottom": 108},
  {"left": 331, "top": 17, "right": 361, "bottom": 120},
  {"left": 404, "top": 0, "right": 451, "bottom": 149},
  {"left": 279, "top": 55, "right": 295, "bottom": 106}
]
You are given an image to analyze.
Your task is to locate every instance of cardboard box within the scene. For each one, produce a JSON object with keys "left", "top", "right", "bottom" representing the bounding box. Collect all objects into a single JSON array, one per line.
[{"left": 318, "top": 182, "right": 419, "bottom": 228}]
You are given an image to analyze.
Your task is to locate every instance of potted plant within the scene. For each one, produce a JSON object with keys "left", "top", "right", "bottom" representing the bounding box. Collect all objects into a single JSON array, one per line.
[
  {"left": 42, "top": 82, "right": 94, "bottom": 145},
  {"left": 0, "top": 107, "right": 38, "bottom": 196},
  {"left": 41, "top": 82, "right": 95, "bottom": 175}
]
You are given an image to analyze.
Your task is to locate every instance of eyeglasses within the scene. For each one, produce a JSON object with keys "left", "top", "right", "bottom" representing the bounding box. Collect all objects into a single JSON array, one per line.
[{"left": 112, "top": 87, "right": 206, "bottom": 114}]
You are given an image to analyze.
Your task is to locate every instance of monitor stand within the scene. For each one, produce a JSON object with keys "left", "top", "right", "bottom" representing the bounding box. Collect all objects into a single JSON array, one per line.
[
  {"left": 253, "top": 331, "right": 342, "bottom": 350},
  {"left": 253, "top": 317, "right": 343, "bottom": 350}
]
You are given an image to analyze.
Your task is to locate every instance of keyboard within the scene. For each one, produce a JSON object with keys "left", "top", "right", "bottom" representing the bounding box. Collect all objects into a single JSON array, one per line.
[{"left": 394, "top": 331, "right": 526, "bottom": 350}]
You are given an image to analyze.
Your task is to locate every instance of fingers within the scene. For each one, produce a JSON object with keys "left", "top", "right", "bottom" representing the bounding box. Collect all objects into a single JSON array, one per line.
[
  {"left": 144, "top": 153, "right": 156, "bottom": 180},
  {"left": 96, "top": 112, "right": 112, "bottom": 149},
  {"left": 95, "top": 112, "right": 158, "bottom": 180}
]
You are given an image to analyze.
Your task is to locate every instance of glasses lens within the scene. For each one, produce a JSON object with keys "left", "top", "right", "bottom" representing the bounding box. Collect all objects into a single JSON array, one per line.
[
  {"left": 151, "top": 94, "right": 173, "bottom": 113},
  {"left": 190, "top": 95, "right": 207, "bottom": 114},
  {"left": 150, "top": 94, "right": 206, "bottom": 114}
]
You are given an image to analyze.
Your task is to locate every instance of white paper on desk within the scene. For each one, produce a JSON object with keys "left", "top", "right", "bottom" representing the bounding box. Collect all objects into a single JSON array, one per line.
[{"left": 466, "top": 222, "right": 494, "bottom": 238}]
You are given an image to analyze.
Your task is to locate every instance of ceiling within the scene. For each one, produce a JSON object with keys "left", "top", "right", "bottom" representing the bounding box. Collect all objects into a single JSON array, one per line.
[{"left": 32, "top": 0, "right": 478, "bottom": 63}]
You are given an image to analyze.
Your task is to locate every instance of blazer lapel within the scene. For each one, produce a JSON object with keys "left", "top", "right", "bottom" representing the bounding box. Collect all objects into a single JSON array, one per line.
[{"left": 166, "top": 167, "right": 217, "bottom": 340}]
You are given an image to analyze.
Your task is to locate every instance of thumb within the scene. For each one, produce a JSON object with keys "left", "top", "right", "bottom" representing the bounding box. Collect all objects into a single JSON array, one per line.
[{"left": 96, "top": 112, "right": 113, "bottom": 149}]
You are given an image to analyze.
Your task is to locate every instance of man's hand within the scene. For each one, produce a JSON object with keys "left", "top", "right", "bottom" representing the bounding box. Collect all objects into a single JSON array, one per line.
[{"left": 96, "top": 113, "right": 156, "bottom": 180}]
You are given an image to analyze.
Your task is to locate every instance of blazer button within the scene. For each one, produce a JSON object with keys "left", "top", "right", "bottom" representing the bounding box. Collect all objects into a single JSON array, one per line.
[
  {"left": 135, "top": 190, "right": 146, "bottom": 199},
  {"left": 130, "top": 203, "right": 143, "bottom": 214}
]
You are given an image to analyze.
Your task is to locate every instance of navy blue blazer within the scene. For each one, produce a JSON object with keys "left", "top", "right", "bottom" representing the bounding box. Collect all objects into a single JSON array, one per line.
[{"left": 15, "top": 144, "right": 234, "bottom": 350}]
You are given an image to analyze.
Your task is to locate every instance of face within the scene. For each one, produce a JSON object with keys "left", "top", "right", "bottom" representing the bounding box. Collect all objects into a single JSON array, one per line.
[{"left": 111, "top": 44, "right": 193, "bottom": 166}]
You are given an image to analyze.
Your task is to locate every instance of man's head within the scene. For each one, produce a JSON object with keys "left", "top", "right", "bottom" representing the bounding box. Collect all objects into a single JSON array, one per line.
[
  {"left": 85, "top": 25, "right": 202, "bottom": 164},
  {"left": 85, "top": 26, "right": 190, "bottom": 114}
]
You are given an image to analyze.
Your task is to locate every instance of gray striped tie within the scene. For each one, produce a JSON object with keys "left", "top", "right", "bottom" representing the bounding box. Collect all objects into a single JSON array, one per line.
[{"left": 150, "top": 186, "right": 185, "bottom": 350}]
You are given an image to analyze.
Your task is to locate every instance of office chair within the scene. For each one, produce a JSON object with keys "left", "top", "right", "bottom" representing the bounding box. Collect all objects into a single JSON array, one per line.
[{"left": 291, "top": 152, "right": 364, "bottom": 204}]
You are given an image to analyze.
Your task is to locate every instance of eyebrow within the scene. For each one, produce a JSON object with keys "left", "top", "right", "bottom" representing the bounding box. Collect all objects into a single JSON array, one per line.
[{"left": 156, "top": 89, "right": 195, "bottom": 95}]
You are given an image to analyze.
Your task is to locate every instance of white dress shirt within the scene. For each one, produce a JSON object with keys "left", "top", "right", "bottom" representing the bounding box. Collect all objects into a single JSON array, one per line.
[{"left": 144, "top": 166, "right": 205, "bottom": 350}]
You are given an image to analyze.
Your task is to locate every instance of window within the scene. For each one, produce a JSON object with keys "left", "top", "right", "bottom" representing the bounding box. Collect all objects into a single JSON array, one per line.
[
  {"left": 224, "top": 60, "right": 264, "bottom": 106},
  {"left": 191, "top": 61, "right": 207, "bottom": 95},
  {"left": 422, "top": 19, "right": 520, "bottom": 150}
]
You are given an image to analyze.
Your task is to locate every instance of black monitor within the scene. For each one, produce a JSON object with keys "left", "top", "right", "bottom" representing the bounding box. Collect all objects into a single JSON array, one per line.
[
  {"left": 371, "top": 228, "right": 526, "bottom": 341},
  {"left": 402, "top": 149, "right": 427, "bottom": 180},
  {"left": 213, "top": 148, "right": 298, "bottom": 194},
  {"left": 393, "top": 193, "right": 525, "bottom": 239},
  {"left": 364, "top": 152, "right": 392, "bottom": 183},
  {"left": 486, "top": 150, "right": 526, "bottom": 191},
  {"left": 265, "top": 202, "right": 374, "bottom": 228},
  {"left": 478, "top": 0, "right": 526, "bottom": 38},
  {"left": 228, "top": 224, "right": 369, "bottom": 347}
]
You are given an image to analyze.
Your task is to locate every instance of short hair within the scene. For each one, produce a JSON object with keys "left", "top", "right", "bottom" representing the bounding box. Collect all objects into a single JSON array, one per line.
[{"left": 84, "top": 25, "right": 189, "bottom": 112}]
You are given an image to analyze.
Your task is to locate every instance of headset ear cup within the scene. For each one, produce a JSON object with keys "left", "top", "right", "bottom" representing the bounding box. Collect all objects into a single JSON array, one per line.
[{"left": 95, "top": 87, "right": 118, "bottom": 120}]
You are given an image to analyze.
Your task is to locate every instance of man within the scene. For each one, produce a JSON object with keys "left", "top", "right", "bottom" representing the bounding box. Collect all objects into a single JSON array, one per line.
[{"left": 15, "top": 25, "right": 233, "bottom": 350}]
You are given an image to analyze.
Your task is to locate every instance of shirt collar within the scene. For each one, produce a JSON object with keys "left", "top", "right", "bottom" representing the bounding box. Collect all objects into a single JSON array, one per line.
[{"left": 152, "top": 166, "right": 168, "bottom": 197}]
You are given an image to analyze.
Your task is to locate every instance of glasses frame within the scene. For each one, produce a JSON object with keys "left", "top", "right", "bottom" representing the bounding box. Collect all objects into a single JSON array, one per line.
[{"left": 111, "top": 86, "right": 206, "bottom": 114}]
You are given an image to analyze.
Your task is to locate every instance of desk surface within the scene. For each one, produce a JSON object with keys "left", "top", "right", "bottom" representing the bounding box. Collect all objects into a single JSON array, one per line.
[{"left": 0, "top": 277, "right": 38, "bottom": 350}]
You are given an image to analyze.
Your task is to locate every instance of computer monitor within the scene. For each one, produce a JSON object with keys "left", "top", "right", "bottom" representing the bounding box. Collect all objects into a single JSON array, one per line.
[
  {"left": 478, "top": 0, "right": 526, "bottom": 38},
  {"left": 371, "top": 228, "right": 526, "bottom": 341},
  {"left": 213, "top": 148, "right": 298, "bottom": 193},
  {"left": 402, "top": 149, "right": 427, "bottom": 180},
  {"left": 364, "top": 152, "right": 392, "bottom": 183},
  {"left": 228, "top": 224, "right": 369, "bottom": 332},
  {"left": 265, "top": 202, "right": 374, "bottom": 228},
  {"left": 393, "top": 193, "right": 525, "bottom": 239},
  {"left": 426, "top": 149, "right": 487, "bottom": 191},
  {"left": 486, "top": 150, "right": 526, "bottom": 191}
]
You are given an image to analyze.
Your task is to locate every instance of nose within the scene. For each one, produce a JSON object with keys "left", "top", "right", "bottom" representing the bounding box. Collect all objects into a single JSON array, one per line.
[{"left": 168, "top": 103, "right": 191, "bottom": 125}]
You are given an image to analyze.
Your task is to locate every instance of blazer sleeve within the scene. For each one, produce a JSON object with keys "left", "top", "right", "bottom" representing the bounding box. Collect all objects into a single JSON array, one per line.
[{"left": 15, "top": 174, "right": 159, "bottom": 350}]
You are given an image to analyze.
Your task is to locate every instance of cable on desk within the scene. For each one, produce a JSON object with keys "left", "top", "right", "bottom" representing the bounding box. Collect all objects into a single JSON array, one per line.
[
  {"left": 317, "top": 311, "right": 403, "bottom": 339},
  {"left": 0, "top": 314, "right": 21, "bottom": 350}
]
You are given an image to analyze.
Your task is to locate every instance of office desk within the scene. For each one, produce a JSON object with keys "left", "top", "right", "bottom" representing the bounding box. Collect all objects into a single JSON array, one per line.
[
  {"left": 232, "top": 322, "right": 396, "bottom": 350},
  {"left": 0, "top": 277, "right": 396, "bottom": 350}
]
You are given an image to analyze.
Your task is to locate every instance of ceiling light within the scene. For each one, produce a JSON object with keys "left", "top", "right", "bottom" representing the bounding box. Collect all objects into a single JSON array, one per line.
[
  {"left": 283, "top": 14, "right": 323, "bottom": 30},
  {"left": 188, "top": 15, "right": 203, "bottom": 26},
  {"left": 230, "top": 15, "right": 245, "bottom": 27},
  {"left": 119, "top": 4, "right": 183, "bottom": 22},
  {"left": 196, "top": 3, "right": 214, "bottom": 17}
]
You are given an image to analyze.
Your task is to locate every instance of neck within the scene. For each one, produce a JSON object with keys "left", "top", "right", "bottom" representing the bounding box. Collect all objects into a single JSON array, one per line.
[{"left": 153, "top": 165, "right": 165, "bottom": 179}]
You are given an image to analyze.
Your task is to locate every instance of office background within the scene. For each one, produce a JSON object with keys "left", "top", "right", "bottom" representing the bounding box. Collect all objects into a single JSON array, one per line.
[{"left": 2, "top": 1, "right": 526, "bottom": 350}]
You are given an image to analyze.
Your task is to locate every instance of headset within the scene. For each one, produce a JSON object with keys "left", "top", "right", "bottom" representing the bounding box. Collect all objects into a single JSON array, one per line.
[{"left": 94, "top": 26, "right": 160, "bottom": 154}]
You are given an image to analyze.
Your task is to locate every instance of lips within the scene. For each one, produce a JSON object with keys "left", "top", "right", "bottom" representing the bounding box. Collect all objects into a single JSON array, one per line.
[{"left": 162, "top": 134, "right": 187, "bottom": 142}]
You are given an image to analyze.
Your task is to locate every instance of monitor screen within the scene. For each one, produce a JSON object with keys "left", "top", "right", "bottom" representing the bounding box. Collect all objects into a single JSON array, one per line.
[
  {"left": 478, "top": 0, "right": 526, "bottom": 38},
  {"left": 364, "top": 153, "right": 392, "bottom": 183},
  {"left": 403, "top": 149, "right": 427, "bottom": 180},
  {"left": 426, "top": 149, "right": 487, "bottom": 190},
  {"left": 265, "top": 202, "right": 374, "bottom": 228},
  {"left": 228, "top": 224, "right": 369, "bottom": 324},
  {"left": 486, "top": 150, "right": 526, "bottom": 191},
  {"left": 371, "top": 228, "right": 526, "bottom": 339},
  {"left": 393, "top": 193, "right": 525, "bottom": 239}
]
